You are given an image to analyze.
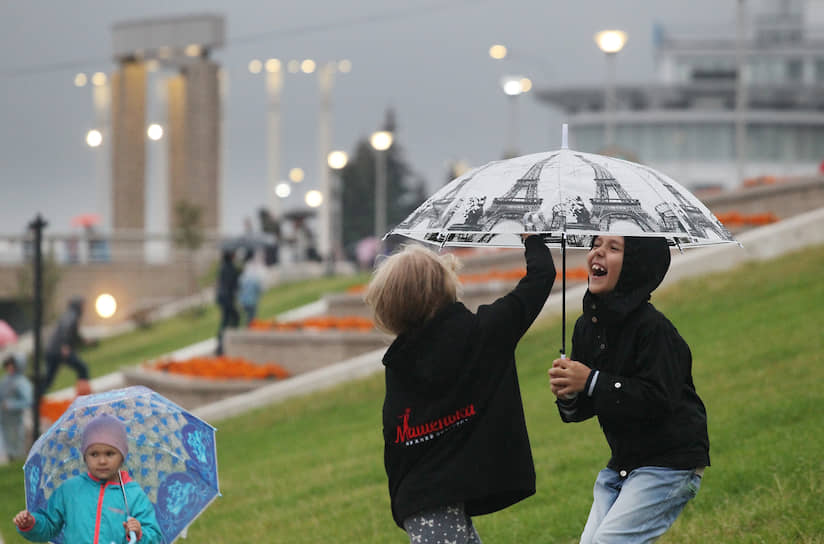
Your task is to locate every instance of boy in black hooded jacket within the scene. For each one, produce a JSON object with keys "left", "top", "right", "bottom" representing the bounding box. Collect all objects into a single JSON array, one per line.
[
  {"left": 365, "top": 236, "right": 555, "bottom": 543},
  {"left": 549, "top": 235, "right": 709, "bottom": 543}
]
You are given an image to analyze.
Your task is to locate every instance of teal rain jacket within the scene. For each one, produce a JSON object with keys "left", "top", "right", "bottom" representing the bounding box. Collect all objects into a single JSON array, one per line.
[{"left": 18, "top": 471, "right": 162, "bottom": 544}]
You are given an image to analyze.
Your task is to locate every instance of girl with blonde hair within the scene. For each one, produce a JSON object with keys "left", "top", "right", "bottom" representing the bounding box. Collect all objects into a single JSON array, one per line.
[{"left": 365, "top": 236, "right": 555, "bottom": 544}]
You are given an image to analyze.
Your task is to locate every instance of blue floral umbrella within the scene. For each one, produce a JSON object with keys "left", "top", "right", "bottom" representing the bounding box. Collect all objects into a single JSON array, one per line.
[{"left": 23, "top": 386, "right": 219, "bottom": 543}]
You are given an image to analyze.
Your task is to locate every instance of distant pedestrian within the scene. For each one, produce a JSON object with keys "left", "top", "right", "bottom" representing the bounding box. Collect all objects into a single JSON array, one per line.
[
  {"left": 238, "top": 253, "right": 264, "bottom": 326},
  {"left": 364, "top": 235, "right": 555, "bottom": 543},
  {"left": 215, "top": 250, "right": 240, "bottom": 355},
  {"left": 13, "top": 414, "right": 162, "bottom": 543},
  {"left": 42, "top": 297, "right": 90, "bottom": 393},
  {"left": 548, "top": 235, "right": 709, "bottom": 543},
  {"left": 1, "top": 353, "right": 33, "bottom": 461}
]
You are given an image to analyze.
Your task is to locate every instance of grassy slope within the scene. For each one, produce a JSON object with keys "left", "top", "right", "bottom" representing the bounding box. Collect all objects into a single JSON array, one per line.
[{"left": 1, "top": 246, "right": 822, "bottom": 543}]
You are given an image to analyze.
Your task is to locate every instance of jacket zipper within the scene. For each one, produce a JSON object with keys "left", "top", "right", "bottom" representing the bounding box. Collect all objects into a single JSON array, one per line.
[{"left": 94, "top": 482, "right": 106, "bottom": 544}]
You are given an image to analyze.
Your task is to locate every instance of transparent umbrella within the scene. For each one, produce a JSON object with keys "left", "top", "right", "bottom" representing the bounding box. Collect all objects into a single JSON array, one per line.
[
  {"left": 23, "top": 386, "right": 219, "bottom": 543},
  {"left": 388, "top": 125, "right": 740, "bottom": 355}
]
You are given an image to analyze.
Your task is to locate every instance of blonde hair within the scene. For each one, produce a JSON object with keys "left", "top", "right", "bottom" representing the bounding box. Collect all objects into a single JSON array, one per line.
[{"left": 364, "top": 244, "right": 462, "bottom": 336}]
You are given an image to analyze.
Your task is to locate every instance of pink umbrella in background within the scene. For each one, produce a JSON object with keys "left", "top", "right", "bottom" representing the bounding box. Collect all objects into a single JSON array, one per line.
[
  {"left": 70, "top": 213, "right": 101, "bottom": 228},
  {"left": 0, "top": 319, "right": 18, "bottom": 348}
]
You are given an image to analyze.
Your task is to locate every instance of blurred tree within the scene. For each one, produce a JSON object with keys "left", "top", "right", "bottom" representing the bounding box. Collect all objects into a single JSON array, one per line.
[
  {"left": 339, "top": 109, "right": 428, "bottom": 254},
  {"left": 173, "top": 201, "right": 204, "bottom": 295}
]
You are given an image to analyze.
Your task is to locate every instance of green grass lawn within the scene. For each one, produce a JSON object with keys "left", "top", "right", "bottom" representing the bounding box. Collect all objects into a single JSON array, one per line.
[{"left": 2, "top": 246, "right": 822, "bottom": 543}]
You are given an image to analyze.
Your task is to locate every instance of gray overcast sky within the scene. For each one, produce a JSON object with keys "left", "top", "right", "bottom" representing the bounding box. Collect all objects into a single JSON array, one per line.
[{"left": 0, "top": 0, "right": 730, "bottom": 235}]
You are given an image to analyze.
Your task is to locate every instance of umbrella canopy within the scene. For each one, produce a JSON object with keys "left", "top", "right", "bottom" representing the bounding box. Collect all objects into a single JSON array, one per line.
[
  {"left": 391, "top": 137, "right": 735, "bottom": 250},
  {"left": 70, "top": 213, "right": 102, "bottom": 228},
  {"left": 24, "top": 386, "right": 219, "bottom": 544},
  {"left": 0, "top": 319, "right": 18, "bottom": 348},
  {"left": 389, "top": 126, "right": 740, "bottom": 355},
  {"left": 221, "top": 232, "right": 277, "bottom": 252}
]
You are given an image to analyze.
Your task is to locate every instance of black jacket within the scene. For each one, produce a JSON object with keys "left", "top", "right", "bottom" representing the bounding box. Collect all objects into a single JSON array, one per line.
[
  {"left": 46, "top": 297, "right": 84, "bottom": 356},
  {"left": 216, "top": 256, "right": 240, "bottom": 307},
  {"left": 556, "top": 237, "right": 710, "bottom": 474},
  {"left": 382, "top": 236, "right": 555, "bottom": 527}
]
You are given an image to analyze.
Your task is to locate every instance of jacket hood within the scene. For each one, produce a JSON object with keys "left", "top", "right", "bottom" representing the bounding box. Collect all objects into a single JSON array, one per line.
[
  {"left": 68, "top": 296, "right": 84, "bottom": 315},
  {"left": 382, "top": 302, "right": 471, "bottom": 391},
  {"left": 3, "top": 352, "right": 26, "bottom": 372},
  {"left": 585, "top": 236, "right": 670, "bottom": 323}
]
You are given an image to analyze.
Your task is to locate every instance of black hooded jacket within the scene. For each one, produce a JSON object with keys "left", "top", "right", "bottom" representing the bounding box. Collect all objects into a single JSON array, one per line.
[
  {"left": 382, "top": 236, "right": 555, "bottom": 527},
  {"left": 556, "top": 237, "right": 710, "bottom": 474},
  {"left": 46, "top": 297, "right": 85, "bottom": 356}
]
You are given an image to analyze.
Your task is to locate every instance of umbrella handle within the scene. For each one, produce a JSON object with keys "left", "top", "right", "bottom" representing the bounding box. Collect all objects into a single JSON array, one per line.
[{"left": 558, "top": 353, "right": 579, "bottom": 400}]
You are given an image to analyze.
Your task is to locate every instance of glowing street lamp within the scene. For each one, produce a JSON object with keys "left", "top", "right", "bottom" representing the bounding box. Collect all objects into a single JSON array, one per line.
[
  {"left": 274, "top": 182, "right": 291, "bottom": 198},
  {"left": 95, "top": 293, "right": 117, "bottom": 319},
  {"left": 595, "top": 30, "right": 628, "bottom": 148},
  {"left": 488, "top": 44, "right": 508, "bottom": 60},
  {"left": 305, "top": 189, "right": 323, "bottom": 208},
  {"left": 326, "top": 150, "right": 348, "bottom": 267},
  {"left": 289, "top": 167, "right": 305, "bottom": 183},
  {"left": 147, "top": 123, "right": 164, "bottom": 141},
  {"left": 370, "top": 130, "right": 394, "bottom": 239},
  {"left": 86, "top": 129, "right": 103, "bottom": 148},
  {"left": 501, "top": 76, "right": 531, "bottom": 157}
]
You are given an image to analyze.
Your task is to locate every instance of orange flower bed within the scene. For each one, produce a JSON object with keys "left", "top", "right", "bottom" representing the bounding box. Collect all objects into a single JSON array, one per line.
[
  {"left": 40, "top": 398, "right": 75, "bottom": 423},
  {"left": 148, "top": 355, "right": 290, "bottom": 381},
  {"left": 715, "top": 211, "right": 778, "bottom": 227},
  {"left": 249, "top": 315, "right": 374, "bottom": 332},
  {"left": 347, "top": 266, "right": 589, "bottom": 293}
]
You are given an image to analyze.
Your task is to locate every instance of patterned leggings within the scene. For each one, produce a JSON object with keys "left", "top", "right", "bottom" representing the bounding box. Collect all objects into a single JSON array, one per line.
[{"left": 403, "top": 503, "right": 482, "bottom": 544}]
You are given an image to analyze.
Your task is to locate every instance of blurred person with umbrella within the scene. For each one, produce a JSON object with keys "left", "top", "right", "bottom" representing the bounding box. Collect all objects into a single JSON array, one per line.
[
  {"left": 1, "top": 353, "right": 33, "bottom": 461},
  {"left": 14, "top": 413, "right": 161, "bottom": 543},
  {"left": 20, "top": 386, "right": 219, "bottom": 543},
  {"left": 42, "top": 297, "right": 92, "bottom": 393}
]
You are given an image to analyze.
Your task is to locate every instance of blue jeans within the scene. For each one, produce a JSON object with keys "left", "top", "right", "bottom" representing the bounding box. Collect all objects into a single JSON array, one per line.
[{"left": 580, "top": 466, "right": 703, "bottom": 544}]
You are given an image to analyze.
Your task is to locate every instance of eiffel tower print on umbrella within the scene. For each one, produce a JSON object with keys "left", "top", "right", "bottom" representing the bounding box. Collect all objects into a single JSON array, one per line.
[{"left": 388, "top": 124, "right": 740, "bottom": 356}]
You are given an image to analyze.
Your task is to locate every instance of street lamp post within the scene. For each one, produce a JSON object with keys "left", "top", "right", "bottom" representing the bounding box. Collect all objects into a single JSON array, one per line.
[
  {"left": 327, "top": 150, "right": 348, "bottom": 271},
  {"left": 595, "top": 30, "right": 627, "bottom": 150},
  {"left": 501, "top": 76, "right": 532, "bottom": 158},
  {"left": 370, "top": 130, "right": 393, "bottom": 239}
]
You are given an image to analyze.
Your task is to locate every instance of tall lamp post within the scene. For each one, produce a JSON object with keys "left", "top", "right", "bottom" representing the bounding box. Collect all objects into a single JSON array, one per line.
[
  {"left": 370, "top": 130, "right": 393, "bottom": 239},
  {"left": 500, "top": 75, "right": 532, "bottom": 158},
  {"left": 327, "top": 150, "right": 348, "bottom": 271},
  {"left": 594, "top": 30, "right": 627, "bottom": 150}
]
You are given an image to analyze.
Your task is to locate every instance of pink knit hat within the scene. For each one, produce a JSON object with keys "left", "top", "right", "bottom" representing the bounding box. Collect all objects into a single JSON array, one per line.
[{"left": 81, "top": 414, "right": 129, "bottom": 458}]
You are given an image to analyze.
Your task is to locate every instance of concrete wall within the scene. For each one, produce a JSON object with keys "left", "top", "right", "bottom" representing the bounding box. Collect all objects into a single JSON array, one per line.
[{"left": 224, "top": 329, "right": 390, "bottom": 375}]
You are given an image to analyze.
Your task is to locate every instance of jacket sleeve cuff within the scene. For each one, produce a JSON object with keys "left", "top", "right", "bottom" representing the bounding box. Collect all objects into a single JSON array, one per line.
[
  {"left": 20, "top": 515, "right": 36, "bottom": 532},
  {"left": 585, "top": 369, "right": 599, "bottom": 397}
]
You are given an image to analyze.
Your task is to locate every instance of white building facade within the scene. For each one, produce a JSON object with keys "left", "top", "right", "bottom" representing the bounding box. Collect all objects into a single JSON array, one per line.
[{"left": 535, "top": 0, "right": 824, "bottom": 191}]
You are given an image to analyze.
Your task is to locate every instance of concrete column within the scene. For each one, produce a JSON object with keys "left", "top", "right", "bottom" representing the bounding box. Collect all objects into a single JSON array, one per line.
[
  {"left": 167, "top": 74, "right": 186, "bottom": 230},
  {"left": 110, "top": 62, "right": 147, "bottom": 232},
  {"left": 183, "top": 60, "right": 221, "bottom": 232}
]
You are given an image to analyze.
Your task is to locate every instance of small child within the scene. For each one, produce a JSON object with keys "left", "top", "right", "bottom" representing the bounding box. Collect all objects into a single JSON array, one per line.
[
  {"left": 14, "top": 413, "right": 162, "bottom": 543},
  {"left": 365, "top": 236, "right": 555, "bottom": 543},
  {"left": 548, "top": 235, "right": 709, "bottom": 543},
  {"left": 0, "top": 353, "right": 33, "bottom": 461}
]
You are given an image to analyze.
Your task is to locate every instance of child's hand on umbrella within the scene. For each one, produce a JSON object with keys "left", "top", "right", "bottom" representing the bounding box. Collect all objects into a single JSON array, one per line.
[
  {"left": 549, "top": 358, "right": 591, "bottom": 398},
  {"left": 123, "top": 517, "right": 142, "bottom": 539},
  {"left": 13, "top": 510, "right": 35, "bottom": 530}
]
